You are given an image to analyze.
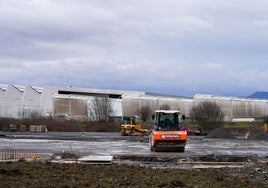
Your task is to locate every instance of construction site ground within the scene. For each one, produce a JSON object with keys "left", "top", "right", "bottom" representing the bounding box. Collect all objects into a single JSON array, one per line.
[{"left": 0, "top": 130, "right": 267, "bottom": 187}]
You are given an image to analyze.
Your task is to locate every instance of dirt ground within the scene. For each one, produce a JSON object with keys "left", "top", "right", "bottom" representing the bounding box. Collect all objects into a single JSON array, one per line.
[
  {"left": 0, "top": 160, "right": 267, "bottom": 188},
  {"left": 0, "top": 129, "right": 267, "bottom": 187}
]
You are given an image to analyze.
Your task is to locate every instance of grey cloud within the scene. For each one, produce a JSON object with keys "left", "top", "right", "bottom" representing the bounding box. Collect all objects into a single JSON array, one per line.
[{"left": 1, "top": 0, "right": 268, "bottom": 97}]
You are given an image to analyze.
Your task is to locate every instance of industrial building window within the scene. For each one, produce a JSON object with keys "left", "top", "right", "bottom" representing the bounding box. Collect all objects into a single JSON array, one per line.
[{"left": 58, "top": 90, "right": 121, "bottom": 99}]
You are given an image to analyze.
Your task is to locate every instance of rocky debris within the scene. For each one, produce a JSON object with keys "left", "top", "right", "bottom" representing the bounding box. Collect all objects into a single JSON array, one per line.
[
  {"left": 52, "top": 151, "right": 79, "bottom": 160},
  {"left": 206, "top": 128, "right": 235, "bottom": 139},
  {"left": 114, "top": 154, "right": 257, "bottom": 164},
  {"left": 225, "top": 159, "right": 268, "bottom": 186},
  {"left": 0, "top": 134, "right": 6, "bottom": 137},
  {"left": 196, "top": 154, "right": 256, "bottom": 163}
]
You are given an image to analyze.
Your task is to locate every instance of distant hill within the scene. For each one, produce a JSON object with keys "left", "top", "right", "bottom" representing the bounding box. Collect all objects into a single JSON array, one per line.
[{"left": 248, "top": 92, "right": 268, "bottom": 99}]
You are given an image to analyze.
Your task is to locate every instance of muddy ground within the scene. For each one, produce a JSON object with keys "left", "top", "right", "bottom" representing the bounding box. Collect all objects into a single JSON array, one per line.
[
  {"left": 0, "top": 130, "right": 267, "bottom": 187},
  {"left": 0, "top": 159, "right": 267, "bottom": 188}
]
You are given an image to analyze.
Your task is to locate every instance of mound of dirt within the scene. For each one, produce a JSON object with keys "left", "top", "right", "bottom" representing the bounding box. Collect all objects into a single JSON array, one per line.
[
  {"left": 0, "top": 161, "right": 266, "bottom": 187},
  {"left": 252, "top": 133, "right": 268, "bottom": 140},
  {"left": 206, "top": 128, "right": 235, "bottom": 139}
]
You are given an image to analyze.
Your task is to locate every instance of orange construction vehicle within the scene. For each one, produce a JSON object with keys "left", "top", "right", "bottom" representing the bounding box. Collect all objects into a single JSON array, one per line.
[{"left": 149, "top": 110, "right": 188, "bottom": 152}]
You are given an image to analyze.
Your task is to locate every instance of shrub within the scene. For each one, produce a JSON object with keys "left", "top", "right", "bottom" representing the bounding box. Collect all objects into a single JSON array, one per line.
[{"left": 190, "top": 101, "right": 224, "bottom": 131}]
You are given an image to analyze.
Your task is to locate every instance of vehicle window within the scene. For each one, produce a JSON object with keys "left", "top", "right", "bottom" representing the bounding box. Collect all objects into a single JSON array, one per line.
[{"left": 158, "top": 113, "right": 179, "bottom": 130}]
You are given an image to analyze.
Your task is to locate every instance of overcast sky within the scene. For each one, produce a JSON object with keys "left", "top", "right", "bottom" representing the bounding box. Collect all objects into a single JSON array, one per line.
[{"left": 1, "top": 0, "right": 268, "bottom": 97}]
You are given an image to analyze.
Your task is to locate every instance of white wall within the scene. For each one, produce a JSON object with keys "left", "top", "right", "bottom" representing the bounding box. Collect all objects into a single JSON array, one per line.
[
  {"left": 4, "top": 85, "right": 24, "bottom": 118},
  {"left": 40, "top": 87, "right": 60, "bottom": 117},
  {"left": 0, "top": 88, "right": 6, "bottom": 117},
  {"left": 20, "top": 86, "right": 42, "bottom": 118}
]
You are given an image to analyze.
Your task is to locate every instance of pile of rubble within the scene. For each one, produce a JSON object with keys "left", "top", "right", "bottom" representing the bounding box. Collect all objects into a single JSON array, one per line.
[
  {"left": 252, "top": 133, "right": 268, "bottom": 140},
  {"left": 205, "top": 128, "right": 235, "bottom": 139},
  {"left": 205, "top": 127, "right": 268, "bottom": 141}
]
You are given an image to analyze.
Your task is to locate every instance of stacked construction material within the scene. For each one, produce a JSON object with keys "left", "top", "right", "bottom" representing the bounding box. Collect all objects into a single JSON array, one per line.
[{"left": 29, "top": 125, "right": 47, "bottom": 133}]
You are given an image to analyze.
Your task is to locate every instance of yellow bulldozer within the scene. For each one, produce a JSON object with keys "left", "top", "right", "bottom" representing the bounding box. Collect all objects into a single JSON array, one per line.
[{"left": 120, "top": 116, "right": 149, "bottom": 136}]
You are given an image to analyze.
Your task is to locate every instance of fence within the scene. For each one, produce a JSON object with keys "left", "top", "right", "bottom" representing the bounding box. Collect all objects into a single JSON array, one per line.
[{"left": 0, "top": 148, "right": 49, "bottom": 162}]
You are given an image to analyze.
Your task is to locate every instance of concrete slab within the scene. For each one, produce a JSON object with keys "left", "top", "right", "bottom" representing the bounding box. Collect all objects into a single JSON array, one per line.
[{"left": 78, "top": 155, "right": 113, "bottom": 164}]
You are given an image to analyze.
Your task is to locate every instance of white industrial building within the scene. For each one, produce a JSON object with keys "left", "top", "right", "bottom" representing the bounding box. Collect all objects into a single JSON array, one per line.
[
  {"left": 194, "top": 94, "right": 268, "bottom": 121},
  {"left": 0, "top": 84, "right": 268, "bottom": 122}
]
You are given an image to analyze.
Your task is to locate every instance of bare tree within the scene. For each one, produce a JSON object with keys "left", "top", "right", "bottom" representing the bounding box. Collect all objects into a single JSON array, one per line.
[
  {"left": 190, "top": 101, "right": 224, "bottom": 131},
  {"left": 264, "top": 115, "right": 268, "bottom": 124},
  {"left": 139, "top": 105, "right": 152, "bottom": 122},
  {"left": 30, "top": 111, "right": 41, "bottom": 120},
  {"left": 88, "top": 97, "right": 113, "bottom": 122},
  {"left": 160, "top": 104, "right": 170, "bottom": 110}
]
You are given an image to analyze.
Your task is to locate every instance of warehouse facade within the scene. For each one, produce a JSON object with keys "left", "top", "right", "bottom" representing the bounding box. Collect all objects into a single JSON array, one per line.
[{"left": 0, "top": 84, "right": 268, "bottom": 122}]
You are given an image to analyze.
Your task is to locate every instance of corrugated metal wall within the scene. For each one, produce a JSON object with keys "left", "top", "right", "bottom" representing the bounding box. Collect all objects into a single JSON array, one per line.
[
  {"left": 193, "top": 95, "right": 268, "bottom": 121},
  {"left": 20, "top": 86, "right": 42, "bottom": 118},
  {"left": 0, "top": 88, "right": 6, "bottom": 118},
  {"left": 3, "top": 86, "right": 23, "bottom": 118},
  {"left": 1, "top": 84, "right": 268, "bottom": 121},
  {"left": 53, "top": 98, "right": 88, "bottom": 119},
  {"left": 122, "top": 95, "right": 193, "bottom": 118}
]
